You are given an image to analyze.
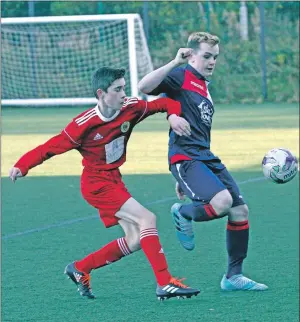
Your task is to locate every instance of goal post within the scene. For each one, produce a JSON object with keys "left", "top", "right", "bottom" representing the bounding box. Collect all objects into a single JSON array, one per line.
[{"left": 1, "top": 14, "right": 153, "bottom": 106}]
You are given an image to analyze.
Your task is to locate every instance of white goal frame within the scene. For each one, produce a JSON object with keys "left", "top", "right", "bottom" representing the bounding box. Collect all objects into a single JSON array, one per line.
[{"left": 1, "top": 14, "right": 153, "bottom": 106}]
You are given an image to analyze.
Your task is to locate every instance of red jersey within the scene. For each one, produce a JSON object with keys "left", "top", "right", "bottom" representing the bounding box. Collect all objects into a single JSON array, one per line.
[{"left": 15, "top": 97, "right": 181, "bottom": 176}]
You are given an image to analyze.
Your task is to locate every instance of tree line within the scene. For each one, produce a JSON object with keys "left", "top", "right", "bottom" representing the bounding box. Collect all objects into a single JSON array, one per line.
[{"left": 2, "top": 1, "right": 299, "bottom": 103}]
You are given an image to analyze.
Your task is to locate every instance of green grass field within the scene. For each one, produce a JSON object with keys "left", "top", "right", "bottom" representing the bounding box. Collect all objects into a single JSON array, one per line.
[{"left": 2, "top": 103, "right": 299, "bottom": 322}]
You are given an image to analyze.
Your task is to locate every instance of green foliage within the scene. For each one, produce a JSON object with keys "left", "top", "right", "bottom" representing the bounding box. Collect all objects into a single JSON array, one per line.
[
  {"left": 2, "top": 1, "right": 299, "bottom": 103},
  {"left": 2, "top": 1, "right": 28, "bottom": 17},
  {"left": 49, "top": 2, "right": 98, "bottom": 16}
]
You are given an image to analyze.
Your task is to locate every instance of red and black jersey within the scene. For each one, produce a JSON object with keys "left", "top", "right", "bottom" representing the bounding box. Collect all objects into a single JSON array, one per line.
[
  {"left": 149, "top": 64, "right": 218, "bottom": 164},
  {"left": 14, "top": 97, "right": 181, "bottom": 175}
]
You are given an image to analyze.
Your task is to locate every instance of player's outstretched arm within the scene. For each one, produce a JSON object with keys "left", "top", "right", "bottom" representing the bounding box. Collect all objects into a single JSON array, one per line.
[
  {"left": 8, "top": 167, "right": 23, "bottom": 183},
  {"left": 138, "top": 48, "right": 193, "bottom": 94},
  {"left": 9, "top": 133, "right": 77, "bottom": 181}
]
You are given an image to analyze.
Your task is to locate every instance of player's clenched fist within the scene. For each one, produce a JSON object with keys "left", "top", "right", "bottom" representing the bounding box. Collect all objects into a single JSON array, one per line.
[
  {"left": 168, "top": 114, "right": 191, "bottom": 137},
  {"left": 174, "top": 48, "right": 193, "bottom": 65},
  {"left": 8, "top": 167, "right": 23, "bottom": 183}
]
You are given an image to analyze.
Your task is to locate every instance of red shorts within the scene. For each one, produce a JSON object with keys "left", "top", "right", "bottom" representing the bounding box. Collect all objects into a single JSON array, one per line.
[{"left": 81, "top": 168, "right": 131, "bottom": 228}]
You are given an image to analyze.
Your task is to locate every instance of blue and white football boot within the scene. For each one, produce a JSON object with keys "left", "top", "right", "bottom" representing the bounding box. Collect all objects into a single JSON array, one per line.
[
  {"left": 171, "top": 203, "right": 195, "bottom": 251},
  {"left": 221, "top": 274, "right": 268, "bottom": 291}
]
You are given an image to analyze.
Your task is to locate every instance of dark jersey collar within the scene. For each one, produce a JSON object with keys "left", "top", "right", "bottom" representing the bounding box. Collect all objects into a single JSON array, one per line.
[{"left": 186, "top": 64, "right": 209, "bottom": 83}]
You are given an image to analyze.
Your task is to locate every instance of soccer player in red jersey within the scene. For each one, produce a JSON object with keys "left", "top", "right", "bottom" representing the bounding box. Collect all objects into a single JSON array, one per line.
[{"left": 9, "top": 67, "right": 200, "bottom": 300}]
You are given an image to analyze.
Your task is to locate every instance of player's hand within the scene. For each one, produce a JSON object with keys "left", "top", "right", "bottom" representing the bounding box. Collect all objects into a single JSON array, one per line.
[
  {"left": 168, "top": 114, "right": 191, "bottom": 137},
  {"left": 175, "top": 182, "right": 185, "bottom": 200},
  {"left": 174, "top": 48, "right": 193, "bottom": 65},
  {"left": 8, "top": 167, "right": 23, "bottom": 183}
]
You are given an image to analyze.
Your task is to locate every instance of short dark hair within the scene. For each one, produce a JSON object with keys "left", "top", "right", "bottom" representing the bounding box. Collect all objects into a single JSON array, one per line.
[{"left": 92, "top": 67, "right": 126, "bottom": 98}]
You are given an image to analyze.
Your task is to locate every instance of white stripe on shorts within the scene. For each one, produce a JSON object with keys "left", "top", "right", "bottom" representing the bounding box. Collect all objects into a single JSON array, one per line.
[{"left": 176, "top": 163, "right": 196, "bottom": 198}]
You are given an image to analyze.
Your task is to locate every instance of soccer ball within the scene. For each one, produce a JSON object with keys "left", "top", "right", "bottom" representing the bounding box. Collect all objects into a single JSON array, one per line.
[{"left": 262, "top": 148, "right": 298, "bottom": 184}]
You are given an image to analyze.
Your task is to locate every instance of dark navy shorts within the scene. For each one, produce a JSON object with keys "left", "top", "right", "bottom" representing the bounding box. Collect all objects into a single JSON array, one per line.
[{"left": 170, "top": 159, "right": 246, "bottom": 207}]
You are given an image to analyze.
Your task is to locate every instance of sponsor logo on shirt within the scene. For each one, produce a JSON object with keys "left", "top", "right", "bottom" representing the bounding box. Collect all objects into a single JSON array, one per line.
[
  {"left": 105, "top": 136, "right": 125, "bottom": 164},
  {"left": 191, "top": 81, "right": 204, "bottom": 91}
]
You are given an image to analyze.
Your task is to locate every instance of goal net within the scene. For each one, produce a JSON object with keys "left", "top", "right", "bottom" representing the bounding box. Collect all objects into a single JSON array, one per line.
[{"left": 1, "top": 14, "right": 153, "bottom": 106}]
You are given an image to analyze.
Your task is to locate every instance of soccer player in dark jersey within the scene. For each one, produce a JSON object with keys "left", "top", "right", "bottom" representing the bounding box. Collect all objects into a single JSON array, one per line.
[
  {"left": 9, "top": 67, "right": 200, "bottom": 300},
  {"left": 139, "top": 32, "right": 268, "bottom": 291}
]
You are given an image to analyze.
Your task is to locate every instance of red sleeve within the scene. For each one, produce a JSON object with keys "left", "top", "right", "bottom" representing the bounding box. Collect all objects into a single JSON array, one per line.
[
  {"left": 135, "top": 97, "right": 182, "bottom": 123},
  {"left": 14, "top": 109, "right": 92, "bottom": 176},
  {"left": 63, "top": 117, "right": 88, "bottom": 145},
  {"left": 14, "top": 133, "right": 78, "bottom": 176}
]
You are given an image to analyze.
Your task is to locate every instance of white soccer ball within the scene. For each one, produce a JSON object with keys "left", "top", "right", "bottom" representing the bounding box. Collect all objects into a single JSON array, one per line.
[{"left": 262, "top": 148, "right": 298, "bottom": 184}]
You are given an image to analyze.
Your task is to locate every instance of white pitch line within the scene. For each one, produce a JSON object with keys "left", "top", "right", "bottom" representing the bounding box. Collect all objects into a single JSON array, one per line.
[{"left": 2, "top": 176, "right": 267, "bottom": 240}]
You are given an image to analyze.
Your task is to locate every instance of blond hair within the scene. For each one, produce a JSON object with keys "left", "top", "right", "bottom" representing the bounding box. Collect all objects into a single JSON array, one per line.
[{"left": 187, "top": 32, "right": 219, "bottom": 50}]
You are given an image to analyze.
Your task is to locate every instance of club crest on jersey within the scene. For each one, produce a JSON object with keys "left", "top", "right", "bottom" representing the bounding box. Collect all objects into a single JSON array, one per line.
[
  {"left": 198, "top": 101, "right": 214, "bottom": 127},
  {"left": 121, "top": 121, "right": 130, "bottom": 133}
]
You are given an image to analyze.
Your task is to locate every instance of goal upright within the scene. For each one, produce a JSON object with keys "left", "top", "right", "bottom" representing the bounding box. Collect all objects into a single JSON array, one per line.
[{"left": 1, "top": 14, "right": 153, "bottom": 106}]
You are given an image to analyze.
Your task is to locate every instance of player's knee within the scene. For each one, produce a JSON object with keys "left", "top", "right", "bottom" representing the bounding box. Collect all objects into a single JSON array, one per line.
[
  {"left": 137, "top": 210, "right": 157, "bottom": 228},
  {"left": 211, "top": 189, "right": 233, "bottom": 216},
  {"left": 125, "top": 233, "right": 141, "bottom": 253},
  {"left": 242, "top": 204, "right": 249, "bottom": 219},
  {"left": 229, "top": 204, "right": 249, "bottom": 222}
]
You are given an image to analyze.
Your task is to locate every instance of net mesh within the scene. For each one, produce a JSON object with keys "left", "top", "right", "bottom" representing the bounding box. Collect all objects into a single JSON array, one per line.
[{"left": 1, "top": 16, "right": 153, "bottom": 100}]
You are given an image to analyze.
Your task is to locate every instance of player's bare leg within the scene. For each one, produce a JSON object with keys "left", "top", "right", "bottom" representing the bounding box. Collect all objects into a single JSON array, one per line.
[{"left": 117, "top": 197, "right": 200, "bottom": 300}]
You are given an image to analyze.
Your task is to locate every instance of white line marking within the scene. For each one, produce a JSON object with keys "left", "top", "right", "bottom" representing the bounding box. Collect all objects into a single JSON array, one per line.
[{"left": 2, "top": 176, "right": 267, "bottom": 240}]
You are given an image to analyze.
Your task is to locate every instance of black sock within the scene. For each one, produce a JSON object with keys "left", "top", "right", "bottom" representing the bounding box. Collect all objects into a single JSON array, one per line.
[{"left": 226, "top": 220, "right": 249, "bottom": 278}]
